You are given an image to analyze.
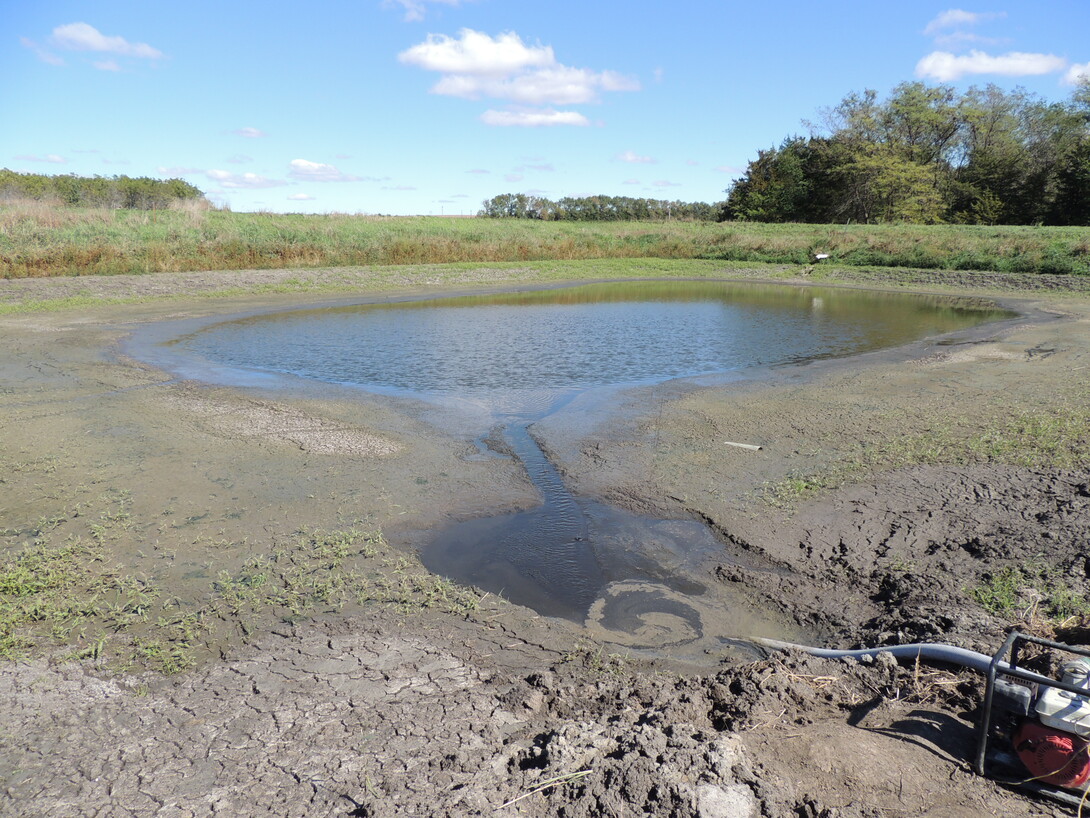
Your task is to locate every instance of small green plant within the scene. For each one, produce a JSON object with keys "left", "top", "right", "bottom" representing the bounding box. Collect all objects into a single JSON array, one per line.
[
  {"left": 970, "top": 561, "right": 1090, "bottom": 625},
  {"left": 561, "top": 640, "right": 631, "bottom": 676}
]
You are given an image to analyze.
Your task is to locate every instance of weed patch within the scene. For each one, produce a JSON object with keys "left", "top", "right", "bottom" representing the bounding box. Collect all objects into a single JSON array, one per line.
[
  {"left": 0, "top": 511, "right": 485, "bottom": 674},
  {"left": 969, "top": 561, "right": 1090, "bottom": 627}
]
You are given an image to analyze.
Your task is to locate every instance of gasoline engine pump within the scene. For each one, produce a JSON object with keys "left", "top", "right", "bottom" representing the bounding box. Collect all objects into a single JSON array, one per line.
[{"left": 978, "top": 632, "right": 1090, "bottom": 808}]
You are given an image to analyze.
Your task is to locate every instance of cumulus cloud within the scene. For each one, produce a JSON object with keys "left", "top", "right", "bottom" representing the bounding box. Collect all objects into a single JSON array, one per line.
[
  {"left": 617, "top": 150, "right": 654, "bottom": 164},
  {"left": 386, "top": 0, "right": 465, "bottom": 23},
  {"left": 15, "top": 154, "right": 67, "bottom": 164},
  {"left": 232, "top": 127, "right": 267, "bottom": 138},
  {"left": 287, "top": 159, "right": 362, "bottom": 182},
  {"left": 400, "top": 29, "right": 553, "bottom": 76},
  {"left": 916, "top": 49, "right": 1067, "bottom": 81},
  {"left": 51, "top": 22, "right": 163, "bottom": 59},
  {"left": 1066, "top": 62, "right": 1090, "bottom": 85},
  {"left": 205, "top": 169, "right": 286, "bottom": 189},
  {"left": 480, "top": 109, "right": 590, "bottom": 127},
  {"left": 400, "top": 28, "right": 638, "bottom": 126}
]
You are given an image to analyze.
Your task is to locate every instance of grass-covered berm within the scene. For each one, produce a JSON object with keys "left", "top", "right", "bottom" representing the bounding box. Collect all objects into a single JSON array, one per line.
[
  {"left": 1, "top": 262, "right": 1090, "bottom": 816},
  {"left": 3, "top": 197, "right": 1090, "bottom": 278}
]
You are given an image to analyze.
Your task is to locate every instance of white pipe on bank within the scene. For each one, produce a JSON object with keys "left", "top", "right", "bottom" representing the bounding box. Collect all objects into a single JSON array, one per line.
[{"left": 753, "top": 637, "right": 1059, "bottom": 687}]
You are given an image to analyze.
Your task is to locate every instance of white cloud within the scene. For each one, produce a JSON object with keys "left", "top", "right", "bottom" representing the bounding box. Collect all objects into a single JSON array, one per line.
[
  {"left": 617, "top": 150, "right": 654, "bottom": 164},
  {"left": 504, "top": 173, "right": 523, "bottom": 183},
  {"left": 715, "top": 165, "right": 744, "bottom": 174},
  {"left": 386, "top": 0, "right": 465, "bottom": 23},
  {"left": 287, "top": 159, "right": 362, "bottom": 182},
  {"left": 652, "top": 180, "right": 681, "bottom": 188},
  {"left": 51, "top": 22, "right": 163, "bottom": 59},
  {"left": 401, "top": 28, "right": 638, "bottom": 124},
  {"left": 20, "top": 37, "right": 65, "bottom": 66},
  {"left": 205, "top": 169, "right": 286, "bottom": 189},
  {"left": 288, "top": 193, "right": 316, "bottom": 201},
  {"left": 466, "top": 168, "right": 490, "bottom": 174},
  {"left": 480, "top": 109, "right": 590, "bottom": 127},
  {"left": 923, "top": 9, "right": 1004, "bottom": 35},
  {"left": 94, "top": 59, "right": 121, "bottom": 72},
  {"left": 1065, "top": 62, "right": 1090, "bottom": 85},
  {"left": 226, "top": 154, "right": 253, "bottom": 164},
  {"left": 382, "top": 185, "right": 417, "bottom": 191},
  {"left": 15, "top": 154, "right": 68, "bottom": 164},
  {"left": 232, "top": 127, "right": 267, "bottom": 138},
  {"left": 433, "top": 64, "right": 638, "bottom": 105},
  {"left": 399, "top": 29, "right": 553, "bottom": 76},
  {"left": 916, "top": 49, "right": 1067, "bottom": 81},
  {"left": 621, "top": 178, "right": 640, "bottom": 185}
]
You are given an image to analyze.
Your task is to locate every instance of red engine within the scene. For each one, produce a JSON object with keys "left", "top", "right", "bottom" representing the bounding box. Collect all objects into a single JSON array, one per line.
[{"left": 1014, "top": 719, "right": 1090, "bottom": 789}]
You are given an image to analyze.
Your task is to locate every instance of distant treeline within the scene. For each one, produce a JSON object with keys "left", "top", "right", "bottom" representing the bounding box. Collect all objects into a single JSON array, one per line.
[
  {"left": 722, "top": 81, "right": 1090, "bottom": 226},
  {"left": 478, "top": 193, "right": 720, "bottom": 221},
  {"left": 0, "top": 169, "right": 205, "bottom": 210}
]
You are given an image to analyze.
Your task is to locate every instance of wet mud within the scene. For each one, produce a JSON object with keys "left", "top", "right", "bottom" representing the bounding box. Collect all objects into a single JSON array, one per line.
[{"left": 1, "top": 267, "right": 1088, "bottom": 816}]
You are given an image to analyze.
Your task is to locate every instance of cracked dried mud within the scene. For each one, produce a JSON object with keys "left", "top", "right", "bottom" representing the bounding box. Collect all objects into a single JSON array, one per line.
[{"left": 2, "top": 266, "right": 1089, "bottom": 817}]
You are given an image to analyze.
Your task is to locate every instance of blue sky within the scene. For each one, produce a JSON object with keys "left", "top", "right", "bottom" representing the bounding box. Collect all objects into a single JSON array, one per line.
[{"left": 3, "top": 1, "right": 1088, "bottom": 215}]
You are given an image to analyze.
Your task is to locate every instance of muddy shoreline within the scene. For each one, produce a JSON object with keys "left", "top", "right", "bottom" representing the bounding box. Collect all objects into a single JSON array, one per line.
[{"left": 2, "top": 266, "right": 1088, "bottom": 816}]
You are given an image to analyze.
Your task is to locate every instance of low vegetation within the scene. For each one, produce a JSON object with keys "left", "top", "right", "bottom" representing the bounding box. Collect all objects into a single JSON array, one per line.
[
  {"left": 762, "top": 389, "right": 1090, "bottom": 508},
  {"left": 970, "top": 561, "right": 1090, "bottom": 625},
  {"left": 4, "top": 199, "right": 1090, "bottom": 279},
  {"left": 0, "top": 496, "right": 485, "bottom": 674}
]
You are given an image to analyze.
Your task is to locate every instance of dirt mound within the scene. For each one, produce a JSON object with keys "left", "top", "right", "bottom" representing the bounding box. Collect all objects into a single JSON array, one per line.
[{"left": 717, "top": 465, "right": 1090, "bottom": 655}]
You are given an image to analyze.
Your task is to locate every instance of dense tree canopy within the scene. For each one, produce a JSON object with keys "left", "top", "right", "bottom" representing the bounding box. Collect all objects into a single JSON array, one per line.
[
  {"left": 721, "top": 81, "right": 1090, "bottom": 225},
  {"left": 0, "top": 169, "right": 205, "bottom": 210},
  {"left": 478, "top": 194, "right": 718, "bottom": 221}
]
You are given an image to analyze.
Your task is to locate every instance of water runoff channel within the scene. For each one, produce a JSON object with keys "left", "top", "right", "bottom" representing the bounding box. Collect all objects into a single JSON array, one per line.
[{"left": 137, "top": 280, "right": 1013, "bottom": 664}]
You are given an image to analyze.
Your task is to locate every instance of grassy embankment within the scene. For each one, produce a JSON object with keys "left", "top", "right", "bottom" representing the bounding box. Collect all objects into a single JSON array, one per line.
[{"left": 3, "top": 198, "right": 1090, "bottom": 279}]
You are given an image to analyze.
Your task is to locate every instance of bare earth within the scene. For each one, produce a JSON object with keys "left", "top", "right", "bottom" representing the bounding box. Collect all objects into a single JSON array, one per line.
[{"left": 2, "top": 266, "right": 1089, "bottom": 817}]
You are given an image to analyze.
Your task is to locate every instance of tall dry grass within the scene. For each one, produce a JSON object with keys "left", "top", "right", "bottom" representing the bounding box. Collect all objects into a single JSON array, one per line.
[{"left": 1, "top": 202, "right": 1088, "bottom": 278}]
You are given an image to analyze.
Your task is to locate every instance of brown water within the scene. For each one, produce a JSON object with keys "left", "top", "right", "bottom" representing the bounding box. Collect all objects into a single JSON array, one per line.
[{"left": 158, "top": 280, "right": 1012, "bottom": 661}]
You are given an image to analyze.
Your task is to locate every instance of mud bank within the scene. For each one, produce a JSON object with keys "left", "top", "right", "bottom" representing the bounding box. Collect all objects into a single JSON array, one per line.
[{"left": 2, "top": 266, "right": 1088, "bottom": 816}]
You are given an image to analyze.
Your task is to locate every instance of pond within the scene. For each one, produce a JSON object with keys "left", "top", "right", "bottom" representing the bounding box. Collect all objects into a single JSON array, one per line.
[
  {"left": 160, "top": 280, "right": 1013, "bottom": 660},
  {"left": 172, "top": 280, "right": 1009, "bottom": 420}
]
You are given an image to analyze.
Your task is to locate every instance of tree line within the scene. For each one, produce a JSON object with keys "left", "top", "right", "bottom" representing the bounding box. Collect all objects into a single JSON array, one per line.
[
  {"left": 478, "top": 193, "right": 719, "bottom": 221},
  {"left": 721, "top": 81, "right": 1090, "bottom": 225},
  {"left": 0, "top": 169, "right": 205, "bottom": 210}
]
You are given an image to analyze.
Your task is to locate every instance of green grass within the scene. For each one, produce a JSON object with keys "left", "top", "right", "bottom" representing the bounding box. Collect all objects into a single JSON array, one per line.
[
  {"left": 970, "top": 561, "right": 1090, "bottom": 625},
  {"left": 0, "top": 508, "right": 486, "bottom": 673},
  {"left": 3, "top": 200, "right": 1090, "bottom": 278}
]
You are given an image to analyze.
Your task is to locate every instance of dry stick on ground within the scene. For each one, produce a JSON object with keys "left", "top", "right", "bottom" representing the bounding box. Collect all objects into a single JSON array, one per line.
[{"left": 498, "top": 770, "right": 593, "bottom": 810}]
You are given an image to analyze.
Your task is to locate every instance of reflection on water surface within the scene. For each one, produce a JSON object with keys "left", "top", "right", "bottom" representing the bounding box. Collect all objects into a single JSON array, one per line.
[
  {"left": 173, "top": 281, "right": 1008, "bottom": 416},
  {"left": 167, "top": 280, "right": 1011, "bottom": 661}
]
